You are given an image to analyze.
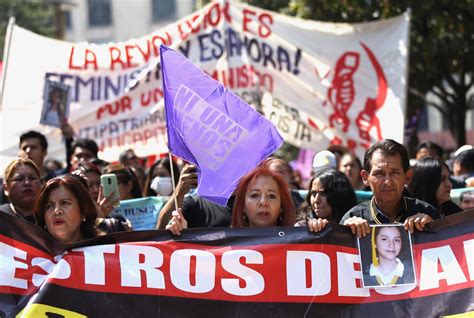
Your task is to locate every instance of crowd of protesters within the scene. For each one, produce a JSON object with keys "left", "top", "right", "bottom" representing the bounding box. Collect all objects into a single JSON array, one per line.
[{"left": 1, "top": 127, "right": 473, "bottom": 246}]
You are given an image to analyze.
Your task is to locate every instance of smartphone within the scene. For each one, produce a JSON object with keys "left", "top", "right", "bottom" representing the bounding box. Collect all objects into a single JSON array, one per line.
[{"left": 100, "top": 174, "right": 120, "bottom": 208}]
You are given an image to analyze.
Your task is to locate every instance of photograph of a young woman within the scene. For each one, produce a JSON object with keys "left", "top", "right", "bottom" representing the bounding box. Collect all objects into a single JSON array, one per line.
[
  {"left": 40, "top": 81, "right": 70, "bottom": 127},
  {"left": 358, "top": 224, "right": 416, "bottom": 288}
]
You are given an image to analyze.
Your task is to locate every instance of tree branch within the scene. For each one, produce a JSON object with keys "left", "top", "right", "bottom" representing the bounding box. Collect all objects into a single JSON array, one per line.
[
  {"left": 431, "top": 86, "right": 456, "bottom": 106},
  {"left": 409, "top": 88, "right": 449, "bottom": 117},
  {"left": 444, "top": 73, "right": 462, "bottom": 92}
]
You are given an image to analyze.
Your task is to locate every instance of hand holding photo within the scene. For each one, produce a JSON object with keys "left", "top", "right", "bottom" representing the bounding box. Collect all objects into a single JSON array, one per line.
[
  {"left": 40, "top": 80, "right": 70, "bottom": 127},
  {"left": 357, "top": 224, "right": 416, "bottom": 288}
]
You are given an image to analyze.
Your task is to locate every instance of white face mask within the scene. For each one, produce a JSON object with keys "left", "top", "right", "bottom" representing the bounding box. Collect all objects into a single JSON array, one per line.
[{"left": 150, "top": 176, "right": 173, "bottom": 196}]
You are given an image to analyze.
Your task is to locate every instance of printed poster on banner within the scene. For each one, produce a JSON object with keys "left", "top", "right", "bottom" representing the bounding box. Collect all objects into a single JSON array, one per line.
[
  {"left": 0, "top": 211, "right": 472, "bottom": 317},
  {"left": 357, "top": 224, "right": 417, "bottom": 288},
  {"left": 0, "top": 1, "right": 409, "bottom": 172}
]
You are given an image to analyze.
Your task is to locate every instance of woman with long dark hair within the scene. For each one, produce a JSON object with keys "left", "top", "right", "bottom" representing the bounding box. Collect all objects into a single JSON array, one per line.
[
  {"left": 408, "top": 157, "right": 462, "bottom": 217},
  {"left": 143, "top": 158, "right": 180, "bottom": 197},
  {"left": 298, "top": 169, "right": 357, "bottom": 231}
]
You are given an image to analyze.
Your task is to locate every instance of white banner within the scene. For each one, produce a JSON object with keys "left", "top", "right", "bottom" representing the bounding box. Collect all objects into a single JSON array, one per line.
[{"left": 0, "top": 1, "right": 409, "bottom": 172}]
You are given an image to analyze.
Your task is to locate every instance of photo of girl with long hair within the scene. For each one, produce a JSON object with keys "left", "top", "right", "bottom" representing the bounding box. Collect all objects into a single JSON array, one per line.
[
  {"left": 40, "top": 80, "right": 70, "bottom": 127},
  {"left": 358, "top": 224, "right": 416, "bottom": 288}
]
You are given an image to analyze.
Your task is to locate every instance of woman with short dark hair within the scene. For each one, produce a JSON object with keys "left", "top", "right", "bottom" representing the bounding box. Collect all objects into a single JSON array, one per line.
[{"left": 35, "top": 175, "right": 99, "bottom": 243}]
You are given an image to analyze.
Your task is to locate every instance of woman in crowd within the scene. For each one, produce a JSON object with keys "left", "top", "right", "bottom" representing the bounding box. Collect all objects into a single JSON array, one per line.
[
  {"left": 143, "top": 157, "right": 180, "bottom": 197},
  {"left": 35, "top": 175, "right": 98, "bottom": 244},
  {"left": 262, "top": 157, "right": 305, "bottom": 210},
  {"left": 364, "top": 225, "right": 414, "bottom": 287},
  {"left": 408, "top": 157, "right": 462, "bottom": 217},
  {"left": 103, "top": 164, "right": 142, "bottom": 200},
  {"left": 339, "top": 153, "right": 366, "bottom": 190},
  {"left": 231, "top": 166, "right": 296, "bottom": 228},
  {"left": 297, "top": 169, "right": 357, "bottom": 232},
  {"left": 166, "top": 166, "right": 296, "bottom": 234},
  {"left": 72, "top": 162, "right": 118, "bottom": 216},
  {"left": 0, "top": 158, "right": 42, "bottom": 223}
]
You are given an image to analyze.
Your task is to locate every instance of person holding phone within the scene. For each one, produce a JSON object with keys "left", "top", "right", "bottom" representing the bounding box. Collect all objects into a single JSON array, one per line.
[
  {"left": 103, "top": 164, "right": 142, "bottom": 200},
  {"left": 72, "top": 163, "right": 119, "bottom": 217},
  {"left": 156, "top": 162, "right": 235, "bottom": 230},
  {"left": 71, "top": 165, "right": 131, "bottom": 233}
]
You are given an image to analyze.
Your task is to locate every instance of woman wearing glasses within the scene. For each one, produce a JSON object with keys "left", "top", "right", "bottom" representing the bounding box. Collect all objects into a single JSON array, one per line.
[{"left": 0, "top": 158, "right": 42, "bottom": 223}]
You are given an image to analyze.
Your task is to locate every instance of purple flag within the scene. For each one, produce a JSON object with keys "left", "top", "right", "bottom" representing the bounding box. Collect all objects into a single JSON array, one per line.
[{"left": 160, "top": 45, "right": 283, "bottom": 205}]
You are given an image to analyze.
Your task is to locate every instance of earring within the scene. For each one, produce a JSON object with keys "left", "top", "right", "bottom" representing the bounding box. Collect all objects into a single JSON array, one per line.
[
  {"left": 82, "top": 217, "right": 86, "bottom": 222},
  {"left": 242, "top": 214, "right": 248, "bottom": 221},
  {"left": 278, "top": 214, "right": 283, "bottom": 222}
]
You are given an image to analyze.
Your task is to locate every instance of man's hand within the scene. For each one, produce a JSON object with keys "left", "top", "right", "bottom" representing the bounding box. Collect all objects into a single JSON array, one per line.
[
  {"left": 343, "top": 216, "right": 370, "bottom": 238},
  {"left": 404, "top": 213, "right": 433, "bottom": 233},
  {"left": 165, "top": 208, "right": 188, "bottom": 236},
  {"left": 308, "top": 218, "right": 329, "bottom": 232}
]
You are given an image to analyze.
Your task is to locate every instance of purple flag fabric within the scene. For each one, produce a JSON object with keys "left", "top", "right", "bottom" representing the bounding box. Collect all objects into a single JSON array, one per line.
[{"left": 160, "top": 45, "right": 283, "bottom": 205}]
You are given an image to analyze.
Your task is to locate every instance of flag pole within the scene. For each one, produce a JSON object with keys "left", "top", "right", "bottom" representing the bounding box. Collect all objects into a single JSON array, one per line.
[
  {"left": 0, "top": 16, "right": 16, "bottom": 111},
  {"left": 167, "top": 151, "right": 179, "bottom": 211}
]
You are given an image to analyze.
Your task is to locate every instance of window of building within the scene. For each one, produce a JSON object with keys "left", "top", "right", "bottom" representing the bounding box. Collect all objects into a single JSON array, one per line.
[
  {"left": 64, "top": 11, "right": 72, "bottom": 30},
  {"left": 152, "top": 0, "right": 176, "bottom": 22},
  {"left": 88, "top": 0, "right": 112, "bottom": 27}
]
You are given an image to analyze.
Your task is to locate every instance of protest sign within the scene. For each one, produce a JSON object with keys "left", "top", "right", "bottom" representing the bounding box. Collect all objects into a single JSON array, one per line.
[
  {"left": 113, "top": 196, "right": 167, "bottom": 230},
  {"left": 0, "top": 1, "right": 409, "bottom": 173},
  {"left": 0, "top": 211, "right": 472, "bottom": 317}
]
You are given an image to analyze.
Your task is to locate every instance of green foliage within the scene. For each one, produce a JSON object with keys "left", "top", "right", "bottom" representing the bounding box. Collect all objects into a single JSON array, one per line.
[
  {"left": 273, "top": 142, "right": 299, "bottom": 162},
  {"left": 0, "top": 0, "right": 56, "bottom": 57}
]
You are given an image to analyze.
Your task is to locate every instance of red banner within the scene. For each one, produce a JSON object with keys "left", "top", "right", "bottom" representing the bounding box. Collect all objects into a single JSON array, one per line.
[{"left": 0, "top": 211, "right": 472, "bottom": 317}]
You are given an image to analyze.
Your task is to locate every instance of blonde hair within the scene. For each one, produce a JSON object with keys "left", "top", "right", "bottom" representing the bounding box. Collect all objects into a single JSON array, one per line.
[{"left": 4, "top": 158, "right": 41, "bottom": 184}]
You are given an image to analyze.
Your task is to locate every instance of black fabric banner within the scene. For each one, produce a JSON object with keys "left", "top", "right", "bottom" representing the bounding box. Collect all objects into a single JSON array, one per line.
[{"left": 0, "top": 210, "right": 473, "bottom": 317}]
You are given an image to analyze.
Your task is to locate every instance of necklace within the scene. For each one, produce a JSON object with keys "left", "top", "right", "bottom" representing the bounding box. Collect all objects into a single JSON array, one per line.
[{"left": 370, "top": 197, "right": 406, "bottom": 224}]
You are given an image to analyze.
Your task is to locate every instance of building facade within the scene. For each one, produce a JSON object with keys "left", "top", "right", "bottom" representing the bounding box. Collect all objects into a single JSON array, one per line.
[{"left": 64, "top": 0, "right": 196, "bottom": 43}]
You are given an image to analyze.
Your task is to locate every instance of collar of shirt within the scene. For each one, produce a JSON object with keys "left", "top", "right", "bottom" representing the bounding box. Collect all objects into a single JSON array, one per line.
[
  {"left": 369, "top": 258, "right": 405, "bottom": 285},
  {"left": 372, "top": 197, "right": 407, "bottom": 224}
]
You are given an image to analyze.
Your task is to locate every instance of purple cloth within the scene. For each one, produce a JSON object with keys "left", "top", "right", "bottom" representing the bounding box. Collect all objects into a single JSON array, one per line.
[{"left": 160, "top": 45, "right": 283, "bottom": 205}]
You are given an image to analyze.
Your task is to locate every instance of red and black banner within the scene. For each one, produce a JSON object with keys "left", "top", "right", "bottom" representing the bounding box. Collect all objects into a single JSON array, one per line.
[{"left": 1, "top": 211, "right": 473, "bottom": 317}]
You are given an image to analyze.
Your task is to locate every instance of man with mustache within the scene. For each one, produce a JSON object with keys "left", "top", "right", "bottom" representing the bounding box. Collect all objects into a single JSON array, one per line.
[{"left": 340, "top": 139, "right": 440, "bottom": 238}]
